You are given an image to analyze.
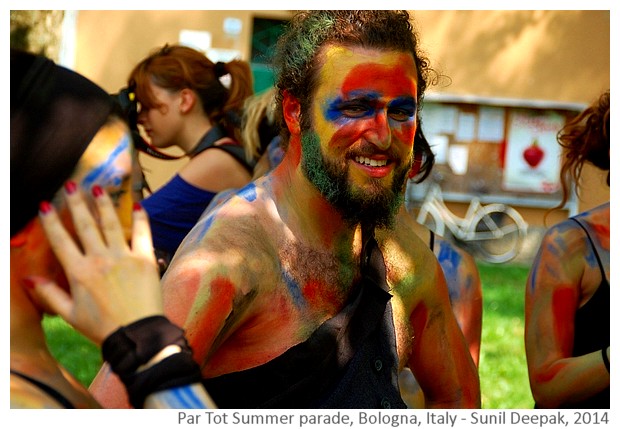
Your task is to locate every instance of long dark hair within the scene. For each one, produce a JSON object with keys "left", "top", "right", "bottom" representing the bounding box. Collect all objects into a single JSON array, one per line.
[{"left": 556, "top": 90, "right": 610, "bottom": 208}]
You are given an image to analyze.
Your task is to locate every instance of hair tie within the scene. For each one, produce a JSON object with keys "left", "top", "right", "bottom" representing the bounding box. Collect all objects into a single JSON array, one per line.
[{"left": 214, "top": 62, "right": 228, "bottom": 78}]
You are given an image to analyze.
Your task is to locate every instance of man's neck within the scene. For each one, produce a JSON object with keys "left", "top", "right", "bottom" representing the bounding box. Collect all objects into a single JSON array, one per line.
[{"left": 271, "top": 148, "right": 361, "bottom": 253}]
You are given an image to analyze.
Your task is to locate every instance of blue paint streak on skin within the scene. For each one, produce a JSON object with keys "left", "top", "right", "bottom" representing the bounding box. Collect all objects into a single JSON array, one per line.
[
  {"left": 281, "top": 269, "right": 305, "bottom": 309},
  {"left": 437, "top": 241, "right": 462, "bottom": 300},
  {"left": 237, "top": 182, "right": 257, "bottom": 202},
  {"left": 192, "top": 210, "right": 217, "bottom": 242},
  {"left": 528, "top": 265, "right": 538, "bottom": 294},
  {"left": 81, "top": 135, "right": 129, "bottom": 189},
  {"left": 191, "top": 183, "right": 258, "bottom": 242},
  {"left": 583, "top": 245, "right": 597, "bottom": 269},
  {"left": 323, "top": 91, "right": 416, "bottom": 125}
]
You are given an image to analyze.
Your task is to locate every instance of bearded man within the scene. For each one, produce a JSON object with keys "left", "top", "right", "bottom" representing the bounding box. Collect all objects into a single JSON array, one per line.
[{"left": 91, "top": 10, "right": 480, "bottom": 409}]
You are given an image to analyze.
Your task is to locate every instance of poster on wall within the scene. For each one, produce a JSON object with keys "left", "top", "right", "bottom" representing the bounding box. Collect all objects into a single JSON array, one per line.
[{"left": 502, "top": 109, "right": 565, "bottom": 193}]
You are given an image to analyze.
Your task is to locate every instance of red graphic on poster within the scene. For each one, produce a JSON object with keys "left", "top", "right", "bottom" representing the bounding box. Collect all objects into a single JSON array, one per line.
[{"left": 523, "top": 139, "right": 544, "bottom": 168}]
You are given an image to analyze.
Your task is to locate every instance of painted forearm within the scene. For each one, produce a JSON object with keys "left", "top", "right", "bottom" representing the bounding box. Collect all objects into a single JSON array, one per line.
[{"left": 530, "top": 349, "right": 610, "bottom": 407}]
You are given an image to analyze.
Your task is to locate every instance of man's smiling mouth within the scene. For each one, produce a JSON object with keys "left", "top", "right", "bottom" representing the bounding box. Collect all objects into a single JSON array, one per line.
[{"left": 354, "top": 156, "right": 388, "bottom": 167}]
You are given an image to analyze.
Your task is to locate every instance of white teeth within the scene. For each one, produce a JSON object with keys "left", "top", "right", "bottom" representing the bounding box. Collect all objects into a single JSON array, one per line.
[{"left": 355, "top": 156, "right": 387, "bottom": 167}]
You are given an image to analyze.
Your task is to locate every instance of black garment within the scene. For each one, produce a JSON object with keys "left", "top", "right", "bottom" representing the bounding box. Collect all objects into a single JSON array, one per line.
[
  {"left": 10, "top": 49, "right": 114, "bottom": 237},
  {"left": 566, "top": 218, "right": 609, "bottom": 408},
  {"left": 189, "top": 124, "right": 255, "bottom": 174},
  {"left": 10, "top": 370, "right": 76, "bottom": 409},
  {"left": 203, "top": 236, "right": 406, "bottom": 409},
  {"left": 535, "top": 217, "right": 610, "bottom": 409}
]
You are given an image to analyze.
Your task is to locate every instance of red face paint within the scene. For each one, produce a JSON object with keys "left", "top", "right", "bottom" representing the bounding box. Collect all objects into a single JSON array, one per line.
[
  {"left": 337, "top": 62, "right": 417, "bottom": 146},
  {"left": 313, "top": 46, "right": 418, "bottom": 156}
]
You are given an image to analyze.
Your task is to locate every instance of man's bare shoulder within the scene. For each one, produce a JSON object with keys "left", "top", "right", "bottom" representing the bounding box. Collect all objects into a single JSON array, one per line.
[
  {"left": 166, "top": 181, "right": 282, "bottom": 286},
  {"left": 186, "top": 182, "right": 278, "bottom": 246}
]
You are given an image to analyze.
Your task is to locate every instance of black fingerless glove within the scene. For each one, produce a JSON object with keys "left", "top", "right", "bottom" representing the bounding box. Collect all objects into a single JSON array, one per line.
[{"left": 102, "top": 316, "right": 202, "bottom": 408}]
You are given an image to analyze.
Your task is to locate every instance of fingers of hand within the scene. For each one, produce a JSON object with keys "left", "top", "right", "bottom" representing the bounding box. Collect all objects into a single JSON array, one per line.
[
  {"left": 92, "top": 185, "right": 128, "bottom": 253},
  {"left": 38, "top": 200, "right": 84, "bottom": 267},
  {"left": 24, "top": 276, "right": 74, "bottom": 323},
  {"left": 65, "top": 182, "right": 107, "bottom": 255},
  {"left": 131, "top": 203, "right": 157, "bottom": 265}
]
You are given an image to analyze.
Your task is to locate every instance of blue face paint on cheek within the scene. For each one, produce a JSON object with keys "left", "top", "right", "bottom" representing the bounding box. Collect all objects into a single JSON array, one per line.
[{"left": 81, "top": 136, "right": 130, "bottom": 189}]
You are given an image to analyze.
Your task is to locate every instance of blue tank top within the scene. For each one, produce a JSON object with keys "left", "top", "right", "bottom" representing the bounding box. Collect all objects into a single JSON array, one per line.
[{"left": 142, "top": 174, "right": 217, "bottom": 257}]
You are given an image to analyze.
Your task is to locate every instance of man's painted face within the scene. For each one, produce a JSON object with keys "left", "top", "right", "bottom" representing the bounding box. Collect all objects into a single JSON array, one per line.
[
  {"left": 75, "top": 117, "right": 134, "bottom": 238},
  {"left": 303, "top": 45, "right": 418, "bottom": 228}
]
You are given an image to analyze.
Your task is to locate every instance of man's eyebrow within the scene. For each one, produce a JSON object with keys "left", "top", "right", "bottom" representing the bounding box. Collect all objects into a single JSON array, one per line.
[{"left": 388, "top": 97, "right": 416, "bottom": 107}]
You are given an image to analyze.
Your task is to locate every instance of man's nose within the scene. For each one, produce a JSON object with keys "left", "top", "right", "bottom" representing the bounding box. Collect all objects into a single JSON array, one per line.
[{"left": 364, "top": 110, "right": 391, "bottom": 150}]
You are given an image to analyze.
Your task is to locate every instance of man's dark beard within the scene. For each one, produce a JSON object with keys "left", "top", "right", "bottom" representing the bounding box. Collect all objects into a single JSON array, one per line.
[{"left": 300, "top": 132, "right": 410, "bottom": 229}]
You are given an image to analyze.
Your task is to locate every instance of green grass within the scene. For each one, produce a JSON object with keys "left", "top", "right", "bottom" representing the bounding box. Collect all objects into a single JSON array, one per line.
[
  {"left": 42, "top": 314, "right": 102, "bottom": 387},
  {"left": 43, "top": 262, "right": 535, "bottom": 408},
  {"left": 477, "top": 261, "right": 534, "bottom": 409}
]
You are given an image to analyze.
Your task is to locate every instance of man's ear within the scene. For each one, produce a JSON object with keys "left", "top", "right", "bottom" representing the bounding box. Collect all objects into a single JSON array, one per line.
[
  {"left": 282, "top": 90, "right": 301, "bottom": 135},
  {"left": 179, "top": 88, "right": 197, "bottom": 114}
]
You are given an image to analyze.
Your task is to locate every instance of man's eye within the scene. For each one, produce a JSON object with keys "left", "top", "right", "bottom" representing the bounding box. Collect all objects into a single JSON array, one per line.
[
  {"left": 388, "top": 108, "right": 414, "bottom": 122},
  {"left": 340, "top": 103, "right": 371, "bottom": 118}
]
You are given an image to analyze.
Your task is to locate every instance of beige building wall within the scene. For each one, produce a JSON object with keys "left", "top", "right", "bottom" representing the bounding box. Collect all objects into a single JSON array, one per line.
[{"left": 71, "top": 10, "right": 610, "bottom": 218}]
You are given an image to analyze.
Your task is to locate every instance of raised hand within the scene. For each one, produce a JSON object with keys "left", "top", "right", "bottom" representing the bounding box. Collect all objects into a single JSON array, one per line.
[{"left": 30, "top": 182, "right": 163, "bottom": 346}]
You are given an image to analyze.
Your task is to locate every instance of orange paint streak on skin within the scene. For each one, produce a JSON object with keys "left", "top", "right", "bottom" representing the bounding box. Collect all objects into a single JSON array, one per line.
[
  {"left": 180, "top": 274, "right": 236, "bottom": 363},
  {"left": 534, "top": 361, "right": 569, "bottom": 384},
  {"left": 410, "top": 302, "right": 429, "bottom": 347},
  {"left": 551, "top": 287, "right": 577, "bottom": 356},
  {"left": 592, "top": 223, "right": 610, "bottom": 237},
  {"left": 302, "top": 278, "right": 341, "bottom": 310}
]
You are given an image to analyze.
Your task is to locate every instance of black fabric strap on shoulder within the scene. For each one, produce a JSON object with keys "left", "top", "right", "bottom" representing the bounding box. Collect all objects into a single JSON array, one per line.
[
  {"left": 10, "top": 369, "right": 76, "bottom": 409},
  {"left": 571, "top": 218, "right": 607, "bottom": 280},
  {"left": 429, "top": 229, "right": 435, "bottom": 251},
  {"left": 189, "top": 125, "right": 255, "bottom": 173}
]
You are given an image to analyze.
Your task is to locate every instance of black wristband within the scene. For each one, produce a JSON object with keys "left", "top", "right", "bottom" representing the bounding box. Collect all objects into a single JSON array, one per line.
[
  {"left": 102, "top": 315, "right": 188, "bottom": 377},
  {"left": 602, "top": 347, "right": 610, "bottom": 373},
  {"left": 122, "top": 351, "right": 203, "bottom": 408}
]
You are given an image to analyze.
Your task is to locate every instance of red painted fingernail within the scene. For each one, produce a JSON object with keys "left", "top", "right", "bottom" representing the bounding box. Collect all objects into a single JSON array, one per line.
[
  {"left": 39, "top": 201, "right": 53, "bottom": 214},
  {"left": 133, "top": 202, "right": 142, "bottom": 212},
  {"left": 64, "top": 180, "right": 77, "bottom": 194},
  {"left": 92, "top": 185, "right": 104, "bottom": 198}
]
